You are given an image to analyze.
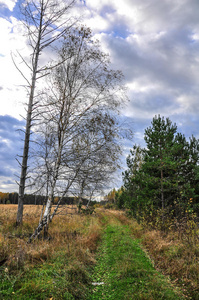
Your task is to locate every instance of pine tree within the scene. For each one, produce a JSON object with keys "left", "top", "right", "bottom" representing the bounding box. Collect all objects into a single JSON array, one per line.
[
  {"left": 121, "top": 115, "right": 199, "bottom": 222},
  {"left": 143, "top": 115, "right": 177, "bottom": 210}
]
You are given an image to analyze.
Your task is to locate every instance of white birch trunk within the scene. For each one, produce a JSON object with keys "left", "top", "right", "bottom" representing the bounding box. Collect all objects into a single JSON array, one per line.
[
  {"left": 16, "top": 0, "right": 76, "bottom": 225},
  {"left": 16, "top": 1, "right": 45, "bottom": 225}
]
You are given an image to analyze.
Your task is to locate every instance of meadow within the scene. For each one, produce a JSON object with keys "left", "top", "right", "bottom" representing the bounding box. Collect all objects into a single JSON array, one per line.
[{"left": 0, "top": 205, "right": 198, "bottom": 299}]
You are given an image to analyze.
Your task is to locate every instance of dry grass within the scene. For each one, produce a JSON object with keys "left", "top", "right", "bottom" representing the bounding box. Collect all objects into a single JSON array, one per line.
[
  {"left": 139, "top": 225, "right": 199, "bottom": 298},
  {"left": 0, "top": 205, "right": 103, "bottom": 272}
]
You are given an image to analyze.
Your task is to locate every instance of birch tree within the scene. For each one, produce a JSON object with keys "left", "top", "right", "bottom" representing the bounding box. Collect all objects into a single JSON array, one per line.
[
  {"left": 73, "top": 112, "right": 121, "bottom": 209},
  {"left": 15, "top": 0, "right": 77, "bottom": 225},
  {"left": 28, "top": 26, "right": 127, "bottom": 241}
]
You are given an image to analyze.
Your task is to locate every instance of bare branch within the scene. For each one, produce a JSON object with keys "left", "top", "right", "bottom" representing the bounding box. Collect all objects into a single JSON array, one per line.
[{"left": 11, "top": 52, "right": 31, "bottom": 86}]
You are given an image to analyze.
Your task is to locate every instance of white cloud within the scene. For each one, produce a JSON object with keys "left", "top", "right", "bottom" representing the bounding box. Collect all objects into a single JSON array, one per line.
[
  {"left": 0, "top": 16, "right": 30, "bottom": 119},
  {"left": 83, "top": 0, "right": 199, "bottom": 121},
  {"left": 85, "top": 13, "right": 109, "bottom": 32},
  {"left": 0, "top": 18, "right": 13, "bottom": 55},
  {"left": 0, "top": 0, "right": 17, "bottom": 11}
]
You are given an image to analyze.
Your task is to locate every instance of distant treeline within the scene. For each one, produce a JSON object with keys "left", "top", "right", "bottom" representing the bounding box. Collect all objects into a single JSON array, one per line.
[{"left": 0, "top": 192, "right": 95, "bottom": 206}]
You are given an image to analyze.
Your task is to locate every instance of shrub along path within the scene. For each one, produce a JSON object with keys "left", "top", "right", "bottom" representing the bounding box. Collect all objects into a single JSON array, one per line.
[{"left": 89, "top": 220, "right": 184, "bottom": 300}]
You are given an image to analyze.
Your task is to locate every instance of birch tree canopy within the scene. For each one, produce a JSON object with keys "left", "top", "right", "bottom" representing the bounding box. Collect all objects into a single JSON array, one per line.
[{"left": 28, "top": 25, "right": 128, "bottom": 241}]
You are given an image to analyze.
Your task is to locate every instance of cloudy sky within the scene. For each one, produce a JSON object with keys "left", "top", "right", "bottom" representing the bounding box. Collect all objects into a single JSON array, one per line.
[{"left": 0, "top": 0, "right": 199, "bottom": 192}]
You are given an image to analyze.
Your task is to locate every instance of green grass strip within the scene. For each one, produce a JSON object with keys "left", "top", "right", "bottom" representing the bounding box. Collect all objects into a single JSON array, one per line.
[
  {"left": 0, "top": 252, "right": 91, "bottom": 300},
  {"left": 89, "top": 224, "right": 184, "bottom": 300}
]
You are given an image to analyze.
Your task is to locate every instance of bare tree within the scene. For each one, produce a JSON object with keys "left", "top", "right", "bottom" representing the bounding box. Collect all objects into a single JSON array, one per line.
[
  {"left": 28, "top": 26, "right": 127, "bottom": 241},
  {"left": 15, "top": 0, "right": 77, "bottom": 225}
]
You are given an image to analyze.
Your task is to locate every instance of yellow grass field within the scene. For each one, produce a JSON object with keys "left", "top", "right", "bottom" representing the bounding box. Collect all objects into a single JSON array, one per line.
[{"left": 0, "top": 204, "right": 103, "bottom": 268}]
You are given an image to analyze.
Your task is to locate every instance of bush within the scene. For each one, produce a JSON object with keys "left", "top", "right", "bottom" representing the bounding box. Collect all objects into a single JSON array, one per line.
[{"left": 104, "top": 203, "right": 117, "bottom": 209}]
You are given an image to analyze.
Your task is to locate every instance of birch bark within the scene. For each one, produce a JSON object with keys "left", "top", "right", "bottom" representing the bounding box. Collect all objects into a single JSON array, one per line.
[{"left": 16, "top": 0, "right": 76, "bottom": 225}]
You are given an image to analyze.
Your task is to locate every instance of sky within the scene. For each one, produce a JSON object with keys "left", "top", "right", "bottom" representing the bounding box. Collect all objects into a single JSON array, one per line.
[{"left": 0, "top": 0, "right": 199, "bottom": 192}]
